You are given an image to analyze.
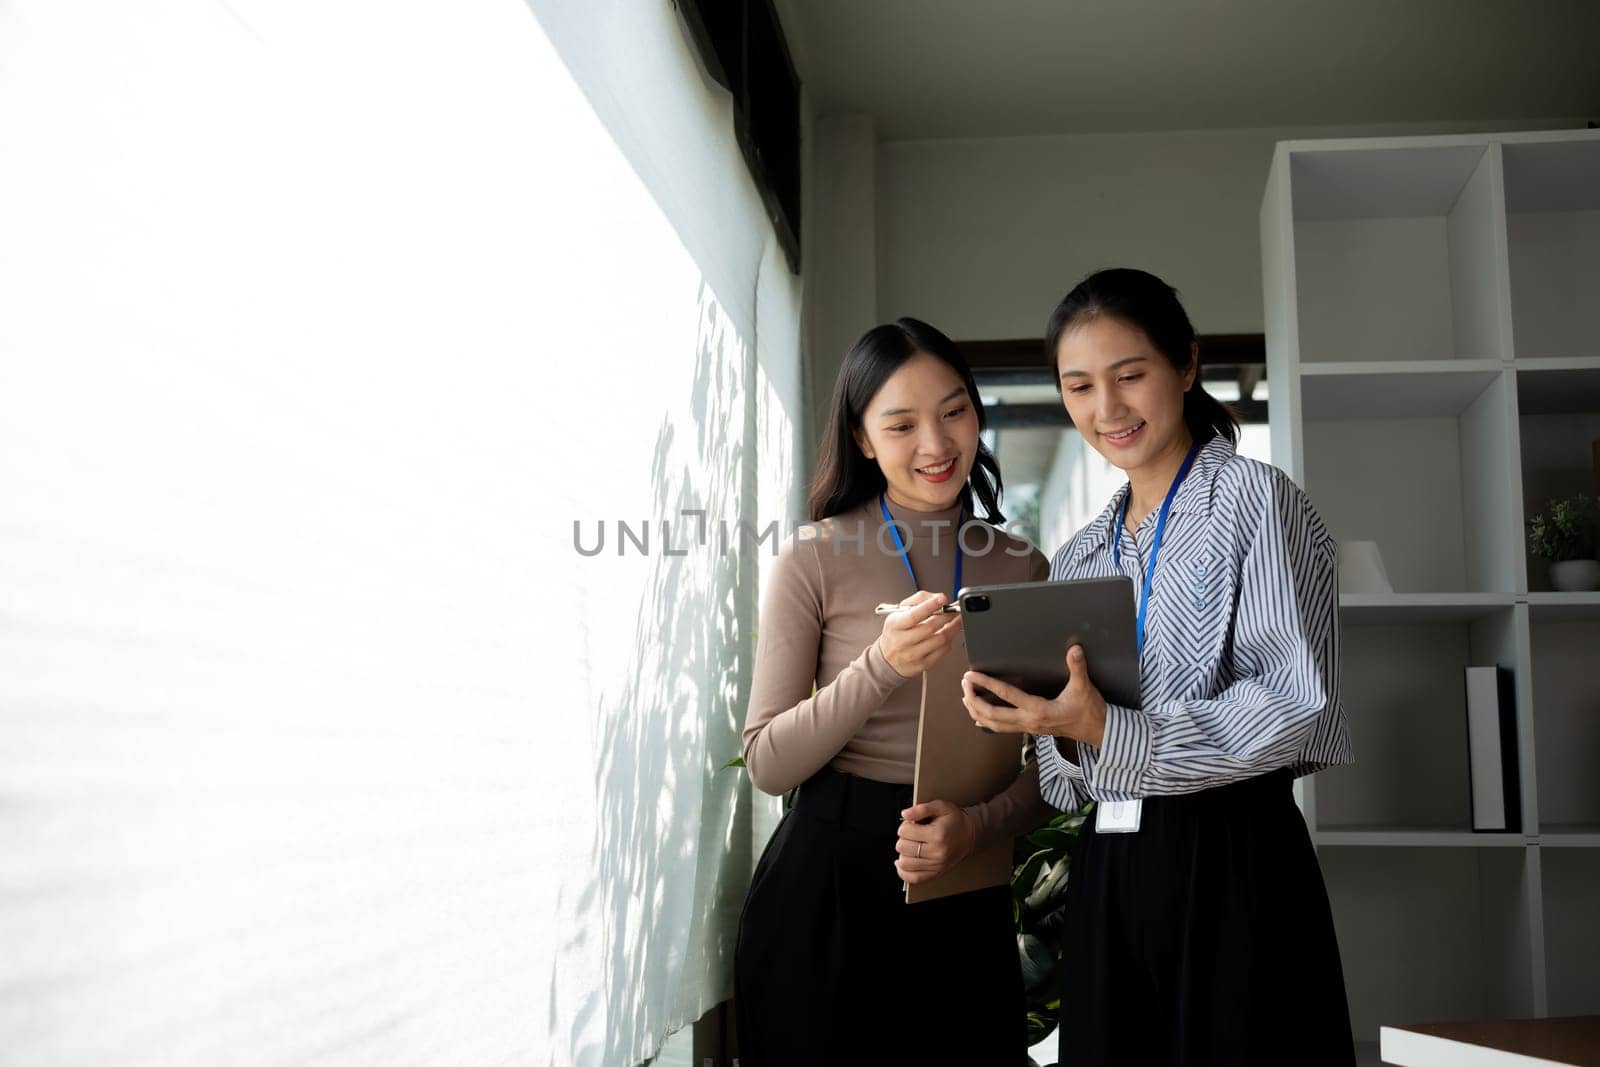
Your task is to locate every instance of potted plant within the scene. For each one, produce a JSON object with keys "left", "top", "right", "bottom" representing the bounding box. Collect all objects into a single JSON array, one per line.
[
  {"left": 1528, "top": 493, "right": 1600, "bottom": 592},
  {"left": 1012, "top": 805, "right": 1089, "bottom": 1065}
]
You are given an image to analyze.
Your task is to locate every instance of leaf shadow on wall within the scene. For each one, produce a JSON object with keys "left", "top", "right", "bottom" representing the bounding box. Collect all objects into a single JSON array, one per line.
[{"left": 547, "top": 282, "right": 760, "bottom": 1066}]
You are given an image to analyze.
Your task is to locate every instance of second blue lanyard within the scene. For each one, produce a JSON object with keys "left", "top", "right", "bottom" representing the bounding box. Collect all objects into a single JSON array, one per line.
[{"left": 1113, "top": 440, "right": 1202, "bottom": 655}]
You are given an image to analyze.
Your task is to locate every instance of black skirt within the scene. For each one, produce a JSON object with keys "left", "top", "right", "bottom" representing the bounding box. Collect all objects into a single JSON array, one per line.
[
  {"left": 1059, "top": 768, "right": 1356, "bottom": 1066},
  {"left": 734, "top": 764, "right": 1029, "bottom": 1066}
]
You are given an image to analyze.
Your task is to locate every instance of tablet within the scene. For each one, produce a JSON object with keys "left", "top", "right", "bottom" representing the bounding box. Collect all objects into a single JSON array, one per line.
[{"left": 958, "top": 576, "right": 1141, "bottom": 711}]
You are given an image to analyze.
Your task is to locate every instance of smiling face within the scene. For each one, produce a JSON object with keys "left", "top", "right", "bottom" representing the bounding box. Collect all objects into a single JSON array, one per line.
[
  {"left": 851, "top": 352, "right": 980, "bottom": 513},
  {"left": 1055, "top": 314, "right": 1197, "bottom": 474}
]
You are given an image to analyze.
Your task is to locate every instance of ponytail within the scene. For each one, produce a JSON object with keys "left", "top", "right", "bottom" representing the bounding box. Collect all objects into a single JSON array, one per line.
[{"left": 1183, "top": 370, "right": 1240, "bottom": 449}]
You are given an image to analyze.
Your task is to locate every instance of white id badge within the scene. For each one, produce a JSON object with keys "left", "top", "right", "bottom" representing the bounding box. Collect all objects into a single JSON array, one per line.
[{"left": 1096, "top": 799, "right": 1143, "bottom": 834}]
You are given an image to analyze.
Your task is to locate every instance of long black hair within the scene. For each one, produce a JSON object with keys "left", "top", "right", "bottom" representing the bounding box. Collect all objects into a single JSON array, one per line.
[
  {"left": 1043, "top": 268, "right": 1239, "bottom": 448},
  {"left": 807, "top": 317, "right": 1005, "bottom": 523}
]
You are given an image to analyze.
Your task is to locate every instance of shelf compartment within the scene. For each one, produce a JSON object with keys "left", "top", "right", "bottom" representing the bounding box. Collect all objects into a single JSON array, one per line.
[
  {"left": 1315, "top": 608, "right": 1521, "bottom": 831},
  {"left": 1304, "top": 373, "right": 1518, "bottom": 593},
  {"left": 1339, "top": 593, "right": 1515, "bottom": 623},
  {"left": 1529, "top": 618, "right": 1600, "bottom": 831},
  {"left": 1291, "top": 145, "right": 1505, "bottom": 364},
  {"left": 1541, "top": 849, "right": 1600, "bottom": 1017},
  {"left": 1517, "top": 368, "right": 1600, "bottom": 593},
  {"left": 1504, "top": 137, "right": 1600, "bottom": 360},
  {"left": 1515, "top": 359, "right": 1600, "bottom": 414},
  {"left": 1299, "top": 361, "right": 1504, "bottom": 419},
  {"left": 1322, "top": 846, "right": 1538, "bottom": 1047},
  {"left": 1526, "top": 593, "right": 1600, "bottom": 622}
]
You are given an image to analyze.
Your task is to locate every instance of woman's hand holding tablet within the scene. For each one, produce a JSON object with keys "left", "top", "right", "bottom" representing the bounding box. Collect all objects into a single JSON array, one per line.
[
  {"left": 952, "top": 575, "right": 1137, "bottom": 744},
  {"left": 961, "top": 645, "right": 1108, "bottom": 748}
]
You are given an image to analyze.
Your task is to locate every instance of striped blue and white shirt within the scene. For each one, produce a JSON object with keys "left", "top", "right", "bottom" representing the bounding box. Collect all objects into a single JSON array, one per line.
[{"left": 1036, "top": 434, "right": 1354, "bottom": 811}]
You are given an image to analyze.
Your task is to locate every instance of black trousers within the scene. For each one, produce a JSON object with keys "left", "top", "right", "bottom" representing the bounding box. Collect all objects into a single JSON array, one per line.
[
  {"left": 734, "top": 764, "right": 1029, "bottom": 1066},
  {"left": 1059, "top": 769, "right": 1356, "bottom": 1066}
]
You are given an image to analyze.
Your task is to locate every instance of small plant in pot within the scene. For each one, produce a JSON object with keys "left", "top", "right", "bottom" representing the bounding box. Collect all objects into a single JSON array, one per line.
[{"left": 1528, "top": 493, "right": 1600, "bottom": 592}]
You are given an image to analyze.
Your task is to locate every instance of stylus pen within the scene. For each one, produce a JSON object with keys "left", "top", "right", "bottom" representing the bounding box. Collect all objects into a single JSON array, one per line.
[{"left": 873, "top": 602, "right": 962, "bottom": 615}]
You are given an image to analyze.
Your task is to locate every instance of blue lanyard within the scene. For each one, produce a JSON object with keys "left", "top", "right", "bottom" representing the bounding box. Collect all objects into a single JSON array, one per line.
[
  {"left": 1113, "top": 440, "right": 1202, "bottom": 655},
  {"left": 879, "top": 494, "right": 963, "bottom": 599}
]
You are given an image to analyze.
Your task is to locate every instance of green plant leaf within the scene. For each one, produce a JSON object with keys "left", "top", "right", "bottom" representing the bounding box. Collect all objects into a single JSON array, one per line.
[
  {"left": 1528, "top": 492, "right": 1600, "bottom": 561},
  {"left": 1018, "top": 932, "right": 1056, "bottom": 991},
  {"left": 1011, "top": 802, "right": 1091, "bottom": 1040},
  {"left": 1033, "top": 904, "right": 1070, "bottom": 943},
  {"left": 1011, "top": 848, "right": 1054, "bottom": 898},
  {"left": 1024, "top": 826, "right": 1078, "bottom": 852},
  {"left": 1027, "top": 983, "right": 1064, "bottom": 1013},
  {"left": 1024, "top": 857, "right": 1073, "bottom": 918},
  {"left": 722, "top": 757, "right": 746, "bottom": 770}
]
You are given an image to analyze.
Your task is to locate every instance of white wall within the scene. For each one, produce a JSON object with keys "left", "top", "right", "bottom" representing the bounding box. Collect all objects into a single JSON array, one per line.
[
  {"left": 875, "top": 118, "right": 1588, "bottom": 341},
  {"left": 0, "top": 2, "right": 803, "bottom": 1064},
  {"left": 803, "top": 113, "right": 879, "bottom": 455}
]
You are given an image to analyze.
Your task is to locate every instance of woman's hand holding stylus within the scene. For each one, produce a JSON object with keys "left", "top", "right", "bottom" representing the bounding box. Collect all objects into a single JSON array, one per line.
[
  {"left": 894, "top": 800, "right": 975, "bottom": 885},
  {"left": 961, "top": 644, "right": 1108, "bottom": 747},
  {"left": 876, "top": 591, "right": 963, "bottom": 678}
]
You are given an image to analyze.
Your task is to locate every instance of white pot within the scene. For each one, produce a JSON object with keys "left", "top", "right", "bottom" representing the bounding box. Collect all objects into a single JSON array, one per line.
[
  {"left": 1338, "top": 540, "right": 1393, "bottom": 594},
  {"left": 1550, "top": 559, "right": 1600, "bottom": 592}
]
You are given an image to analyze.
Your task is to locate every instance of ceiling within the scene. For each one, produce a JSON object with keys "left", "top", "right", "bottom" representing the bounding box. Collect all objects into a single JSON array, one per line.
[{"left": 772, "top": 0, "right": 1600, "bottom": 141}]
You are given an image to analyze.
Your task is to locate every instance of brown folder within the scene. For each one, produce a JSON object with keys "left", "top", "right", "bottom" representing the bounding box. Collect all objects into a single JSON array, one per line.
[{"left": 905, "top": 672, "right": 1023, "bottom": 904}]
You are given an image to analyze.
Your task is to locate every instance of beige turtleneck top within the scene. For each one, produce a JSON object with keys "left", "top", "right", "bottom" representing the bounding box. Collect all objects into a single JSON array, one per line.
[{"left": 741, "top": 494, "right": 1056, "bottom": 846}]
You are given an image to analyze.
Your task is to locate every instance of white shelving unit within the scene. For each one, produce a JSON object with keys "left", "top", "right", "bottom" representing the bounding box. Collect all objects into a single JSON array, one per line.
[{"left": 1261, "top": 128, "right": 1600, "bottom": 1052}]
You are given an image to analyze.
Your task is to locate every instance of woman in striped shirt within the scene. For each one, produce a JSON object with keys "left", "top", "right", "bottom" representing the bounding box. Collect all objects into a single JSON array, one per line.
[{"left": 964, "top": 268, "right": 1357, "bottom": 1066}]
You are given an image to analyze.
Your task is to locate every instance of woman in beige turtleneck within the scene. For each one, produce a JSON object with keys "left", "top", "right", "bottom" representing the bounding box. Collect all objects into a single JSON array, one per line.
[{"left": 733, "top": 317, "right": 1053, "bottom": 1065}]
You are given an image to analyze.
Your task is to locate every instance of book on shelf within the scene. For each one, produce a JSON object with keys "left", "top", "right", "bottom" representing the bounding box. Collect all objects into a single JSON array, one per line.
[{"left": 1464, "top": 666, "right": 1520, "bottom": 833}]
